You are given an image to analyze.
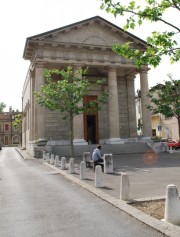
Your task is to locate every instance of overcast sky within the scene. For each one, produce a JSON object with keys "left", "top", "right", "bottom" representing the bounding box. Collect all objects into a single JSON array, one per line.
[{"left": 0, "top": 0, "right": 179, "bottom": 111}]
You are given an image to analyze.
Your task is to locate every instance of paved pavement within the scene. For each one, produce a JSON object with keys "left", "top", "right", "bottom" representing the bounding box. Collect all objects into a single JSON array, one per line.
[{"left": 16, "top": 148, "right": 180, "bottom": 237}]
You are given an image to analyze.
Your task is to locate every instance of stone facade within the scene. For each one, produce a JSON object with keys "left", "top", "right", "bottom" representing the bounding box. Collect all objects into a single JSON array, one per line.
[
  {"left": 0, "top": 108, "right": 22, "bottom": 146},
  {"left": 22, "top": 16, "right": 152, "bottom": 155}
]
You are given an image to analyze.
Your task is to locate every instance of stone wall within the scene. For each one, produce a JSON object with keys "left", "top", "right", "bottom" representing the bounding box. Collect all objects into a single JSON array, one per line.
[{"left": 44, "top": 109, "right": 69, "bottom": 141}]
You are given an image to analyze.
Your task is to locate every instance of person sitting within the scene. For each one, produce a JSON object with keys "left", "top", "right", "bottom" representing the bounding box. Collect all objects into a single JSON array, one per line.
[{"left": 92, "top": 145, "right": 103, "bottom": 162}]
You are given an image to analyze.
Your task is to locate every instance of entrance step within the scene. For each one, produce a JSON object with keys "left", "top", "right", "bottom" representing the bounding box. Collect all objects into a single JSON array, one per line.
[{"left": 51, "top": 142, "right": 154, "bottom": 158}]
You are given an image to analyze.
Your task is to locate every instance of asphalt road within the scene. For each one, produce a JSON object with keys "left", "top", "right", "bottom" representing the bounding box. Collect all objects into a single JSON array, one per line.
[{"left": 0, "top": 147, "right": 167, "bottom": 237}]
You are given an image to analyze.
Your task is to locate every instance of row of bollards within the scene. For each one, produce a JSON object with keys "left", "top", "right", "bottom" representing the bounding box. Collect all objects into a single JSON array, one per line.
[
  {"left": 43, "top": 151, "right": 67, "bottom": 170},
  {"left": 43, "top": 151, "right": 180, "bottom": 226},
  {"left": 43, "top": 150, "right": 130, "bottom": 200}
]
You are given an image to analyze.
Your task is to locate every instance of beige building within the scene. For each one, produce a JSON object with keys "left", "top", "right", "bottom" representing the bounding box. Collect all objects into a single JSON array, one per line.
[
  {"left": 151, "top": 114, "right": 179, "bottom": 140},
  {"left": 22, "top": 16, "right": 152, "bottom": 155},
  {"left": 136, "top": 84, "right": 179, "bottom": 140}
]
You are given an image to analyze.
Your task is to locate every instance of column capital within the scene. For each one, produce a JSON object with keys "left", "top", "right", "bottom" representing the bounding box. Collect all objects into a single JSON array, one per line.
[
  {"left": 34, "top": 62, "right": 46, "bottom": 69},
  {"left": 73, "top": 64, "right": 83, "bottom": 70},
  {"left": 126, "top": 74, "right": 136, "bottom": 80},
  {"left": 139, "top": 68, "right": 149, "bottom": 74},
  {"left": 108, "top": 67, "right": 117, "bottom": 72}
]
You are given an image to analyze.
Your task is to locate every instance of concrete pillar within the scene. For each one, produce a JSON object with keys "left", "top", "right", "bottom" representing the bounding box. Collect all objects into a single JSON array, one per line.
[
  {"left": 120, "top": 173, "right": 130, "bottom": 201},
  {"left": 54, "top": 155, "right": 59, "bottom": 167},
  {"left": 43, "top": 151, "right": 46, "bottom": 160},
  {"left": 80, "top": 161, "right": 86, "bottom": 180},
  {"left": 95, "top": 165, "right": 104, "bottom": 188},
  {"left": 50, "top": 154, "right": 55, "bottom": 165},
  {"left": 46, "top": 153, "right": 50, "bottom": 164},
  {"left": 164, "top": 184, "right": 180, "bottom": 225},
  {"left": 126, "top": 76, "right": 137, "bottom": 138},
  {"left": 69, "top": 158, "right": 75, "bottom": 174},
  {"left": 83, "top": 152, "right": 91, "bottom": 161},
  {"left": 73, "top": 66, "right": 87, "bottom": 145},
  {"left": 61, "top": 157, "right": 66, "bottom": 170},
  {"left": 140, "top": 69, "right": 152, "bottom": 138},
  {"left": 34, "top": 63, "right": 46, "bottom": 140},
  {"left": 107, "top": 68, "right": 123, "bottom": 144},
  {"left": 104, "top": 154, "right": 113, "bottom": 174},
  {"left": 169, "top": 147, "right": 173, "bottom": 154}
]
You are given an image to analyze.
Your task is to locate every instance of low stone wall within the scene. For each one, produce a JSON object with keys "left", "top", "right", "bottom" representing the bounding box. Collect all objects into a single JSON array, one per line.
[
  {"left": 33, "top": 146, "right": 46, "bottom": 158},
  {"left": 153, "top": 142, "right": 169, "bottom": 153}
]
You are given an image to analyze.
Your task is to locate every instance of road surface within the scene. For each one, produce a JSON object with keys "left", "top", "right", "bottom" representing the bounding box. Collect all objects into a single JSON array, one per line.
[{"left": 0, "top": 147, "right": 167, "bottom": 237}]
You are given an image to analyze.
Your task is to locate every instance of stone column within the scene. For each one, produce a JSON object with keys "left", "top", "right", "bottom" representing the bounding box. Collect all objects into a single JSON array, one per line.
[
  {"left": 30, "top": 69, "right": 35, "bottom": 140},
  {"left": 107, "top": 68, "right": 123, "bottom": 144},
  {"left": 126, "top": 76, "right": 137, "bottom": 139},
  {"left": 140, "top": 69, "right": 152, "bottom": 138},
  {"left": 34, "top": 62, "right": 46, "bottom": 140},
  {"left": 73, "top": 66, "right": 87, "bottom": 145}
]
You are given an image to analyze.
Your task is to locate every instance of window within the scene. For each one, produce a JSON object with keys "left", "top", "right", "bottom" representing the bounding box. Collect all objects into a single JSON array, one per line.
[{"left": 5, "top": 124, "right": 9, "bottom": 131}]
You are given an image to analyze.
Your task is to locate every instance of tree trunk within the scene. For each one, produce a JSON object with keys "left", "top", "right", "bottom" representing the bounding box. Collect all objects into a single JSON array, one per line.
[{"left": 69, "top": 112, "right": 75, "bottom": 157}]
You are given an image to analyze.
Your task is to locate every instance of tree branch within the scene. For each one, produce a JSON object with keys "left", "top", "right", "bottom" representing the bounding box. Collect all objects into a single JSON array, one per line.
[
  {"left": 171, "top": 0, "right": 180, "bottom": 11},
  {"left": 122, "top": 9, "right": 180, "bottom": 32}
]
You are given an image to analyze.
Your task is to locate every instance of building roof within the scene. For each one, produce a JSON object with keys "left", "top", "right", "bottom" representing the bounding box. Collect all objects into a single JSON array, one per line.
[{"left": 23, "top": 15, "right": 147, "bottom": 60}]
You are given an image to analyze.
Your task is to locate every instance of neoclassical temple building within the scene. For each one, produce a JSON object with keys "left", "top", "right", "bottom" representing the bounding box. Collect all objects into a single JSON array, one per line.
[{"left": 22, "top": 16, "right": 152, "bottom": 154}]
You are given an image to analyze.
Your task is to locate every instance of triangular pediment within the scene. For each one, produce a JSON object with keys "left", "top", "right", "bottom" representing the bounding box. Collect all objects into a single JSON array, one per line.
[{"left": 23, "top": 16, "right": 147, "bottom": 60}]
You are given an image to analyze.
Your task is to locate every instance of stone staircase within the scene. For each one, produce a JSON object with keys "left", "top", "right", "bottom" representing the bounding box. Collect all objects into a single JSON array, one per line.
[{"left": 50, "top": 142, "right": 154, "bottom": 158}]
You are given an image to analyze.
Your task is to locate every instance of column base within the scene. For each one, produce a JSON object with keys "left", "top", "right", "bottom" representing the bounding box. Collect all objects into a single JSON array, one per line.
[
  {"left": 106, "top": 138, "right": 124, "bottom": 144},
  {"left": 141, "top": 136, "right": 152, "bottom": 141},
  {"left": 73, "top": 139, "right": 88, "bottom": 145}
]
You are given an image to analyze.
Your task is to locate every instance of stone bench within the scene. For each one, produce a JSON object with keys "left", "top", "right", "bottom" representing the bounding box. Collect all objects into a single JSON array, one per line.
[{"left": 83, "top": 152, "right": 104, "bottom": 171}]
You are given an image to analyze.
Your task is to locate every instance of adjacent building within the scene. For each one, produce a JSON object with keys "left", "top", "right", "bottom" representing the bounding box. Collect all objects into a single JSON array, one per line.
[
  {"left": 0, "top": 107, "right": 21, "bottom": 146},
  {"left": 22, "top": 16, "right": 152, "bottom": 155},
  {"left": 136, "top": 85, "right": 179, "bottom": 140}
]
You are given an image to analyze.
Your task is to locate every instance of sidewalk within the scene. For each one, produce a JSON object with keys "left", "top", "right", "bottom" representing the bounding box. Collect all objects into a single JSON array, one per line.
[{"left": 16, "top": 148, "right": 180, "bottom": 237}]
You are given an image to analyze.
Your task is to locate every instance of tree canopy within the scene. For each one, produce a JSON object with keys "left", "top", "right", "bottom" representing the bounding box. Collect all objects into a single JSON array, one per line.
[
  {"left": 0, "top": 102, "right": 6, "bottom": 112},
  {"left": 12, "top": 114, "right": 22, "bottom": 145},
  {"left": 34, "top": 66, "right": 108, "bottom": 156},
  {"left": 147, "top": 75, "right": 180, "bottom": 139},
  {"left": 99, "top": 0, "right": 180, "bottom": 68}
]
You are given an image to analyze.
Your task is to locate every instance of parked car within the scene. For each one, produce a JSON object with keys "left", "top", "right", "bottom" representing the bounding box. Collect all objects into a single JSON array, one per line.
[{"left": 168, "top": 139, "right": 180, "bottom": 150}]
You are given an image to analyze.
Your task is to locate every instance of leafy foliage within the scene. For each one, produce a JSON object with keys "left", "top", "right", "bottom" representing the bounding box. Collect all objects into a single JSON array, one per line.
[
  {"left": 12, "top": 114, "right": 22, "bottom": 133},
  {"left": 0, "top": 102, "right": 6, "bottom": 112},
  {"left": 147, "top": 75, "right": 180, "bottom": 138},
  {"left": 34, "top": 66, "right": 108, "bottom": 156},
  {"left": 12, "top": 113, "right": 22, "bottom": 145},
  {"left": 99, "top": 0, "right": 180, "bottom": 68}
]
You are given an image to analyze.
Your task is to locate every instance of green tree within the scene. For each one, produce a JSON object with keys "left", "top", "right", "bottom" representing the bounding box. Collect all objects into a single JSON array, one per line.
[
  {"left": 34, "top": 66, "right": 108, "bottom": 157},
  {"left": 99, "top": 0, "right": 180, "bottom": 68},
  {"left": 0, "top": 102, "right": 6, "bottom": 112},
  {"left": 12, "top": 114, "right": 22, "bottom": 145},
  {"left": 147, "top": 75, "right": 180, "bottom": 139}
]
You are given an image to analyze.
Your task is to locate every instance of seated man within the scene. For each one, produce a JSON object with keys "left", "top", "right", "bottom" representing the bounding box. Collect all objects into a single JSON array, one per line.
[{"left": 92, "top": 145, "right": 103, "bottom": 162}]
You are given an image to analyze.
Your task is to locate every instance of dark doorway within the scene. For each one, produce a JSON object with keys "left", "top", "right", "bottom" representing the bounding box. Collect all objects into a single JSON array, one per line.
[
  {"left": 87, "top": 115, "right": 96, "bottom": 144},
  {"left": 84, "top": 96, "right": 99, "bottom": 144}
]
